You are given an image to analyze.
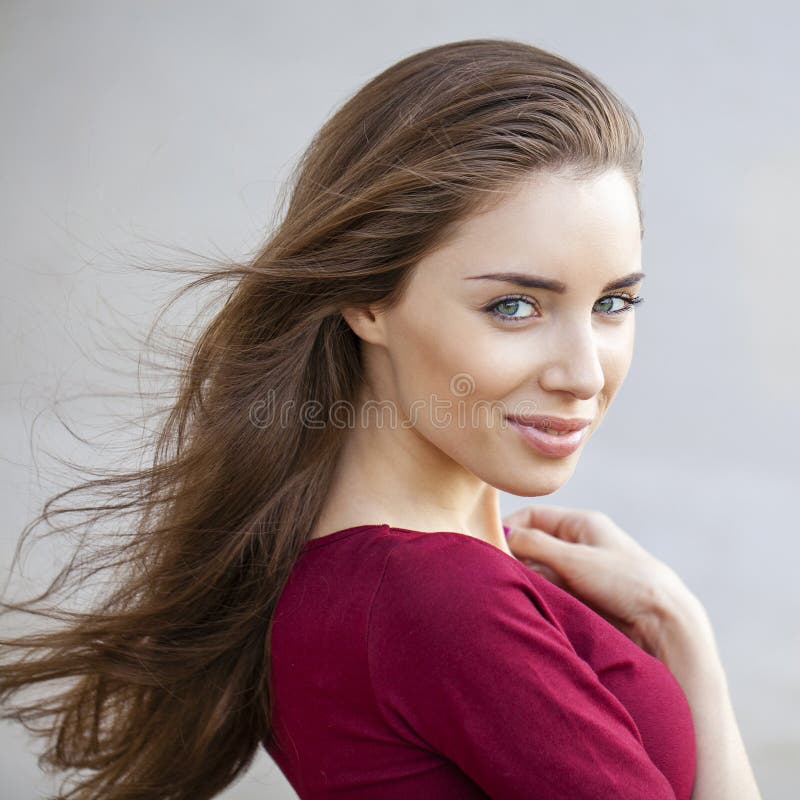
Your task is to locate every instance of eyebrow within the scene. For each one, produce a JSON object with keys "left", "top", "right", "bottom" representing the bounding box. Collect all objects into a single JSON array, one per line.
[{"left": 464, "top": 270, "right": 646, "bottom": 293}]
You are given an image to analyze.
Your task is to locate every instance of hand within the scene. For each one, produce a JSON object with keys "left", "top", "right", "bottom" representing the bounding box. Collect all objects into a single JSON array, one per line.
[{"left": 503, "top": 503, "right": 695, "bottom": 655}]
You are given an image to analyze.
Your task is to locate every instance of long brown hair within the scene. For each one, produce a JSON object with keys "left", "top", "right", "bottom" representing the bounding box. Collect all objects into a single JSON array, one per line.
[{"left": 0, "top": 38, "right": 644, "bottom": 799}]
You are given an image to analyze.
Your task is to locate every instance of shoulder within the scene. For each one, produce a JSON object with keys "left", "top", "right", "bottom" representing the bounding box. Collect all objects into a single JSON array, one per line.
[
  {"left": 368, "top": 532, "right": 562, "bottom": 645},
  {"left": 377, "top": 531, "right": 534, "bottom": 593},
  {"left": 365, "top": 534, "right": 680, "bottom": 800}
]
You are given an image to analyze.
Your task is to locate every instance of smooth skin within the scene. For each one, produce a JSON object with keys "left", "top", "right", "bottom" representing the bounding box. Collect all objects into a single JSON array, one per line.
[
  {"left": 314, "top": 167, "right": 641, "bottom": 551},
  {"left": 312, "top": 167, "right": 762, "bottom": 799}
]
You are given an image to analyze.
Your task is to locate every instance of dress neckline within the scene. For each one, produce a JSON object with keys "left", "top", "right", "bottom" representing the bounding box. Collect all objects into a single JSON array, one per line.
[{"left": 303, "top": 523, "right": 511, "bottom": 550}]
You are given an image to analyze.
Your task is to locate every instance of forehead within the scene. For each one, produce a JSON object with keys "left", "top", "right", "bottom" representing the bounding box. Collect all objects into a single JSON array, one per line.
[{"left": 417, "top": 169, "right": 642, "bottom": 282}]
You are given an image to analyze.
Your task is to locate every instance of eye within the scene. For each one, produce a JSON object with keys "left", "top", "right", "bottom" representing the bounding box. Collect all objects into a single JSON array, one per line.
[
  {"left": 484, "top": 292, "right": 645, "bottom": 325},
  {"left": 484, "top": 295, "right": 537, "bottom": 323},
  {"left": 595, "top": 293, "right": 645, "bottom": 316}
]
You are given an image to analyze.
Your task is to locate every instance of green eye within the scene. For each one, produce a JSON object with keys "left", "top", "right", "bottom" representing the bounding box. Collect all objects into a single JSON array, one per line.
[
  {"left": 484, "top": 293, "right": 645, "bottom": 325},
  {"left": 485, "top": 295, "right": 535, "bottom": 323},
  {"left": 491, "top": 297, "right": 536, "bottom": 321},
  {"left": 594, "top": 294, "right": 645, "bottom": 315}
]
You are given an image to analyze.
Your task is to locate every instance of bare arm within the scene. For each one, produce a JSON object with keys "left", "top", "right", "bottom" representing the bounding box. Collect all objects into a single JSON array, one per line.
[{"left": 647, "top": 588, "right": 762, "bottom": 800}]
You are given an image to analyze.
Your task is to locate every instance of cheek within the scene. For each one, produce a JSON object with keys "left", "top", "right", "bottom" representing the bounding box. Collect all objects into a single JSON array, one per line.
[
  {"left": 387, "top": 314, "right": 511, "bottom": 431},
  {"left": 407, "top": 338, "right": 495, "bottom": 405},
  {"left": 599, "top": 328, "right": 635, "bottom": 396}
]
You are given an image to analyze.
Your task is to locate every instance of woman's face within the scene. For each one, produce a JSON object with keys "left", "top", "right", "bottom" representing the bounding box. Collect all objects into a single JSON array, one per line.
[{"left": 349, "top": 167, "right": 644, "bottom": 497}]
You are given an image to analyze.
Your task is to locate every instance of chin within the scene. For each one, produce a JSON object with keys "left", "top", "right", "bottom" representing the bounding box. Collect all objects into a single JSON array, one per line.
[{"left": 489, "top": 461, "right": 576, "bottom": 498}]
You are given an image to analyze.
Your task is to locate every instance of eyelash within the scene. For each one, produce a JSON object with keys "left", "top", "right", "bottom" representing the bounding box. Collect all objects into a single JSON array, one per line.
[{"left": 484, "top": 292, "right": 645, "bottom": 324}]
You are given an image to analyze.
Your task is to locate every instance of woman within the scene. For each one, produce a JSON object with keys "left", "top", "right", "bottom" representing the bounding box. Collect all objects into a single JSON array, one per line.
[{"left": 0, "top": 38, "right": 761, "bottom": 800}]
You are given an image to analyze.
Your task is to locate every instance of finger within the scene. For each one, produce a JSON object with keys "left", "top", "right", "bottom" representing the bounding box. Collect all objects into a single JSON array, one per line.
[
  {"left": 504, "top": 504, "right": 584, "bottom": 543},
  {"left": 503, "top": 505, "right": 567, "bottom": 528},
  {"left": 503, "top": 503, "right": 570, "bottom": 530},
  {"left": 505, "top": 525, "right": 576, "bottom": 569}
]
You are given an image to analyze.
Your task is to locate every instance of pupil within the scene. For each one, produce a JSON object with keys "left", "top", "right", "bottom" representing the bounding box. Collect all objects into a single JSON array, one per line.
[{"left": 501, "top": 300, "right": 518, "bottom": 315}]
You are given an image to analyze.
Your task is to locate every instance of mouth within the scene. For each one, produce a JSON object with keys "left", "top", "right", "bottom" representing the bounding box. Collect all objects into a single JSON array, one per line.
[
  {"left": 505, "top": 415, "right": 592, "bottom": 457},
  {"left": 504, "top": 414, "right": 592, "bottom": 433}
]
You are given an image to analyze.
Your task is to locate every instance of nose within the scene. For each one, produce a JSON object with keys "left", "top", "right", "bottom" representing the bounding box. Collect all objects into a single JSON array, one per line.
[{"left": 537, "top": 321, "right": 605, "bottom": 400}]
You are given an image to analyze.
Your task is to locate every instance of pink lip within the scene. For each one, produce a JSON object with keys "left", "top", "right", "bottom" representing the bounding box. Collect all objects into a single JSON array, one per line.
[
  {"left": 506, "top": 416, "right": 591, "bottom": 457},
  {"left": 505, "top": 414, "right": 592, "bottom": 433}
]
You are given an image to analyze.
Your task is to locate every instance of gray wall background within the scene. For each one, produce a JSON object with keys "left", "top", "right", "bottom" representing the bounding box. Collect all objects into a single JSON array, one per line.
[{"left": 1, "top": 1, "right": 797, "bottom": 797}]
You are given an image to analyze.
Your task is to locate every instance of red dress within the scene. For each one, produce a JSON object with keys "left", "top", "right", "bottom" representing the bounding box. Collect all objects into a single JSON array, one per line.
[{"left": 265, "top": 524, "right": 696, "bottom": 799}]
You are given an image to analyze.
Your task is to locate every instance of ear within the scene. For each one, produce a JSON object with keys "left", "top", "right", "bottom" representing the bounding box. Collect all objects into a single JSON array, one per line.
[{"left": 340, "top": 304, "right": 388, "bottom": 347}]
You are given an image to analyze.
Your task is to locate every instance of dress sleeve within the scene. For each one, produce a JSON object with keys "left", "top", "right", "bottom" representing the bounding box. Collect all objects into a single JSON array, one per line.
[{"left": 366, "top": 536, "right": 677, "bottom": 800}]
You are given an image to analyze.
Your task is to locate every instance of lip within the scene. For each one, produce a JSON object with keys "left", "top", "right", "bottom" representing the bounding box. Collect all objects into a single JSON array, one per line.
[
  {"left": 505, "top": 415, "right": 592, "bottom": 457},
  {"left": 505, "top": 414, "right": 592, "bottom": 432}
]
